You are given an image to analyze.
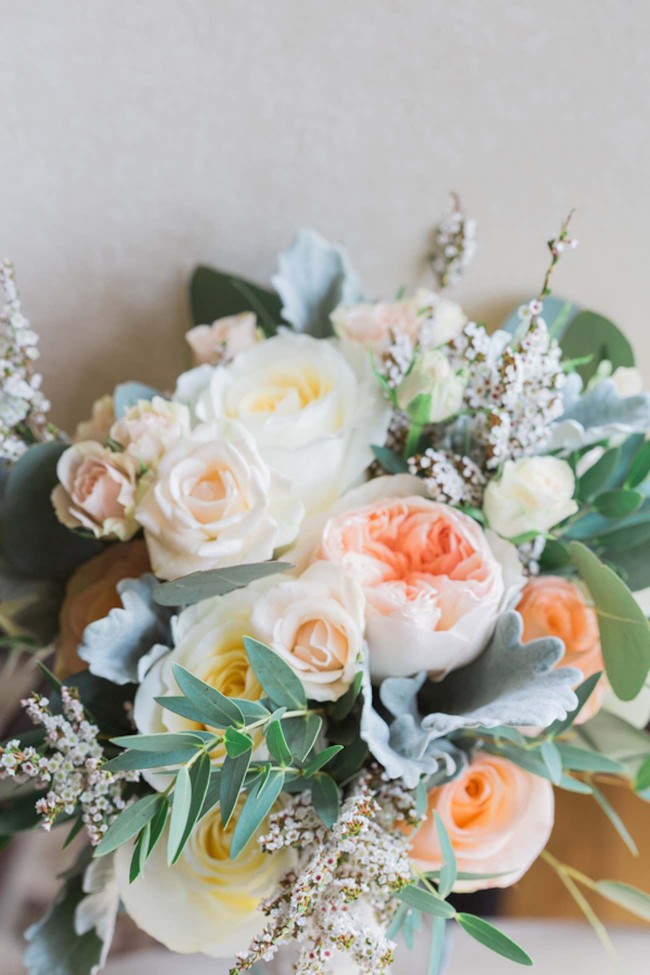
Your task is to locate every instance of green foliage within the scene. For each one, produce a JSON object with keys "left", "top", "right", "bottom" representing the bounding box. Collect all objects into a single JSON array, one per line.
[
  {"left": 434, "top": 811, "right": 457, "bottom": 899},
  {"left": 95, "top": 793, "right": 164, "bottom": 857},
  {"left": 569, "top": 541, "right": 650, "bottom": 700},
  {"left": 152, "top": 560, "right": 293, "bottom": 606},
  {"left": 190, "top": 265, "right": 284, "bottom": 335},
  {"left": 560, "top": 310, "right": 634, "bottom": 383},
  {"left": 455, "top": 914, "right": 533, "bottom": 966},
  {"left": 302, "top": 745, "right": 344, "bottom": 776},
  {"left": 593, "top": 488, "right": 643, "bottom": 518},
  {"left": 24, "top": 869, "right": 104, "bottom": 975},
  {"left": 167, "top": 752, "right": 211, "bottom": 864},
  {"left": 371, "top": 444, "right": 409, "bottom": 475},
  {"left": 224, "top": 727, "right": 254, "bottom": 758},
  {"left": 576, "top": 447, "right": 620, "bottom": 500},
  {"left": 172, "top": 663, "right": 244, "bottom": 727},
  {"left": 310, "top": 773, "right": 340, "bottom": 828},
  {"left": 265, "top": 719, "right": 292, "bottom": 765},
  {"left": 243, "top": 636, "right": 307, "bottom": 709},
  {"left": 220, "top": 751, "right": 252, "bottom": 829},
  {"left": 545, "top": 673, "right": 604, "bottom": 736},
  {"left": 282, "top": 713, "right": 322, "bottom": 763},
  {"left": 230, "top": 769, "right": 285, "bottom": 858},
  {"left": 397, "top": 885, "right": 456, "bottom": 919},
  {"left": 594, "top": 881, "right": 650, "bottom": 921}
]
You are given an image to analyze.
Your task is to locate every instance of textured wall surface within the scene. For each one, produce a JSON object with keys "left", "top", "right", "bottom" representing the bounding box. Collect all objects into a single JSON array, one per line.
[{"left": 1, "top": 0, "right": 649, "bottom": 431}]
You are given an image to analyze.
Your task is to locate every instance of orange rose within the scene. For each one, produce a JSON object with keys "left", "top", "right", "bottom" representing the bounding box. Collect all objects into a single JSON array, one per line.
[
  {"left": 408, "top": 753, "right": 554, "bottom": 892},
  {"left": 516, "top": 575, "right": 607, "bottom": 722},
  {"left": 56, "top": 540, "right": 150, "bottom": 677}
]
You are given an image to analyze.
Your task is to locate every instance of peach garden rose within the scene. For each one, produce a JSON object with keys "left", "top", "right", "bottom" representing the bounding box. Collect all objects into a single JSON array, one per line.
[
  {"left": 297, "top": 474, "right": 524, "bottom": 680},
  {"left": 186, "top": 311, "right": 262, "bottom": 366},
  {"left": 408, "top": 753, "right": 554, "bottom": 892},
  {"left": 517, "top": 575, "right": 608, "bottom": 722}
]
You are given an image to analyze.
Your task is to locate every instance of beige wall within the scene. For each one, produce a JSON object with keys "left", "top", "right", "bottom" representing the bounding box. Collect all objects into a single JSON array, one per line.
[{"left": 1, "top": 0, "right": 649, "bottom": 432}]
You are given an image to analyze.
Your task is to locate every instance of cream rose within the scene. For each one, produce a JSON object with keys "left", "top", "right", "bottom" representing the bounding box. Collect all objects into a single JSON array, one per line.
[
  {"left": 135, "top": 421, "right": 302, "bottom": 580},
  {"left": 407, "top": 753, "right": 554, "bottom": 892},
  {"left": 183, "top": 332, "right": 391, "bottom": 515},
  {"left": 114, "top": 801, "right": 291, "bottom": 957},
  {"left": 419, "top": 297, "right": 468, "bottom": 347},
  {"left": 51, "top": 441, "right": 139, "bottom": 541},
  {"left": 483, "top": 456, "right": 578, "bottom": 539},
  {"left": 611, "top": 365, "right": 644, "bottom": 397},
  {"left": 331, "top": 288, "right": 436, "bottom": 352},
  {"left": 293, "top": 474, "right": 523, "bottom": 680},
  {"left": 109, "top": 396, "right": 191, "bottom": 467},
  {"left": 134, "top": 586, "right": 263, "bottom": 766},
  {"left": 251, "top": 561, "right": 366, "bottom": 702},
  {"left": 396, "top": 349, "right": 465, "bottom": 423},
  {"left": 186, "top": 312, "right": 262, "bottom": 366}
]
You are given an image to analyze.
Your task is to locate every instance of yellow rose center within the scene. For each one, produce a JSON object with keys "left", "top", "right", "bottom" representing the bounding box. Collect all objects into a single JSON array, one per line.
[{"left": 235, "top": 367, "right": 332, "bottom": 414}]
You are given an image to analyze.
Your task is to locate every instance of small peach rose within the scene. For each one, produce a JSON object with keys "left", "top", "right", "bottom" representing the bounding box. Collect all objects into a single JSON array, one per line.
[
  {"left": 56, "top": 540, "right": 150, "bottom": 677},
  {"left": 251, "top": 561, "right": 365, "bottom": 702},
  {"left": 74, "top": 395, "right": 115, "bottom": 443},
  {"left": 186, "top": 312, "right": 261, "bottom": 366},
  {"left": 517, "top": 575, "right": 608, "bottom": 722},
  {"left": 51, "top": 442, "right": 139, "bottom": 541},
  {"left": 331, "top": 288, "right": 436, "bottom": 353},
  {"left": 135, "top": 422, "right": 303, "bottom": 580},
  {"left": 304, "top": 474, "right": 523, "bottom": 681},
  {"left": 407, "top": 753, "right": 554, "bottom": 891},
  {"left": 109, "top": 397, "right": 191, "bottom": 467}
]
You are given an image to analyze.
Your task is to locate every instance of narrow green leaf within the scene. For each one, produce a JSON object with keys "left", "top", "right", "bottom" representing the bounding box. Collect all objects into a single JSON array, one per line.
[
  {"left": 199, "top": 769, "right": 222, "bottom": 820},
  {"left": 311, "top": 773, "right": 340, "bottom": 828},
  {"left": 633, "top": 756, "right": 650, "bottom": 792},
  {"left": 625, "top": 441, "right": 650, "bottom": 489},
  {"left": 371, "top": 444, "right": 409, "bottom": 475},
  {"left": 595, "top": 880, "right": 650, "bottom": 921},
  {"left": 397, "top": 885, "right": 456, "bottom": 919},
  {"left": 129, "top": 821, "right": 151, "bottom": 882},
  {"left": 172, "top": 663, "right": 244, "bottom": 727},
  {"left": 590, "top": 782, "right": 638, "bottom": 855},
  {"left": 168, "top": 752, "right": 211, "bottom": 864},
  {"left": 434, "top": 811, "right": 457, "bottom": 899},
  {"left": 95, "top": 794, "right": 163, "bottom": 857},
  {"left": 546, "top": 672, "right": 604, "bottom": 736},
  {"left": 224, "top": 727, "right": 254, "bottom": 758},
  {"left": 326, "top": 737, "right": 369, "bottom": 784},
  {"left": 555, "top": 743, "right": 626, "bottom": 774},
  {"left": 103, "top": 747, "right": 200, "bottom": 772},
  {"left": 229, "top": 699, "right": 271, "bottom": 721},
  {"left": 569, "top": 542, "right": 650, "bottom": 700},
  {"left": 386, "top": 903, "right": 408, "bottom": 940},
  {"left": 558, "top": 774, "right": 593, "bottom": 795},
  {"left": 416, "top": 778, "right": 429, "bottom": 818},
  {"left": 220, "top": 751, "right": 251, "bottom": 829},
  {"left": 578, "top": 448, "right": 620, "bottom": 500},
  {"left": 154, "top": 695, "right": 215, "bottom": 724},
  {"left": 427, "top": 916, "right": 447, "bottom": 975},
  {"left": 594, "top": 489, "right": 644, "bottom": 518},
  {"left": 282, "top": 714, "right": 322, "bottom": 763},
  {"left": 111, "top": 732, "right": 208, "bottom": 752},
  {"left": 147, "top": 797, "right": 169, "bottom": 854},
  {"left": 153, "top": 561, "right": 293, "bottom": 606},
  {"left": 540, "top": 740, "right": 563, "bottom": 784},
  {"left": 266, "top": 720, "right": 293, "bottom": 765},
  {"left": 243, "top": 637, "right": 307, "bottom": 709},
  {"left": 303, "top": 745, "right": 344, "bottom": 776},
  {"left": 456, "top": 914, "right": 533, "bottom": 965},
  {"left": 230, "top": 769, "right": 284, "bottom": 858},
  {"left": 329, "top": 671, "right": 363, "bottom": 721}
]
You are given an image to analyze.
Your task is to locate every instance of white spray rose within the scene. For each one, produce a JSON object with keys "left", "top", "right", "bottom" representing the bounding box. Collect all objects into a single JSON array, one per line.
[
  {"left": 396, "top": 349, "right": 465, "bottom": 423},
  {"left": 419, "top": 297, "right": 467, "bottom": 347},
  {"left": 483, "top": 456, "right": 578, "bottom": 539},
  {"left": 180, "top": 332, "right": 390, "bottom": 515},
  {"left": 109, "top": 396, "right": 191, "bottom": 466}
]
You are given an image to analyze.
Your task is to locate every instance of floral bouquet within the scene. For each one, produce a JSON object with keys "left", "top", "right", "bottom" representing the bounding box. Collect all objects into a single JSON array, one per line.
[{"left": 1, "top": 199, "right": 650, "bottom": 975}]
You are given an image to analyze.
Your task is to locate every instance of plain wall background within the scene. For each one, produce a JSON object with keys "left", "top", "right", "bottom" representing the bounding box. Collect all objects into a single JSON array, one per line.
[{"left": 1, "top": 0, "right": 649, "bottom": 432}]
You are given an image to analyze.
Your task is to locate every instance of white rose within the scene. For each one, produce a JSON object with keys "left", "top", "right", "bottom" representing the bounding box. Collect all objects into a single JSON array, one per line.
[
  {"left": 109, "top": 396, "right": 191, "bottom": 466},
  {"left": 186, "top": 312, "right": 262, "bottom": 366},
  {"left": 114, "top": 802, "right": 291, "bottom": 957},
  {"left": 396, "top": 349, "right": 465, "bottom": 423},
  {"left": 251, "top": 561, "right": 366, "bottom": 702},
  {"left": 135, "top": 421, "right": 303, "bottom": 579},
  {"left": 419, "top": 297, "right": 467, "bottom": 347},
  {"left": 182, "top": 332, "right": 390, "bottom": 515},
  {"left": 611, "top": 365, "right": 644, "bottom": 398},
  {"left": 483, "top": 456, "right": 578, "bottom": 539},
  {"left": 331, "top": 288, "right": 436, "bottom": 352},
  {"left": 291, "top": 474, "right": 524, "bottom": 680},
  {"left": 134, "top": 587, "right": 265, "bottom": 788}
]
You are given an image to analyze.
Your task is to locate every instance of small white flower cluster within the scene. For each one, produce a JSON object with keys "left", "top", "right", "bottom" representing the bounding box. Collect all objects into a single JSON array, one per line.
[
  {"left": 449, "top": 313, "right": 565, "bottom": 469},
  {"left": 517, "top": 533, "right": 547, "bottom": 576},
  {"left": 429, "top": 193, "right": 477, "bottom": 290},
  {"left": 378, "top": 331, "right": 415, "bottom": 388},
  {"left": 234, "top": 779, "right": 415, "bottom": 975},
  {"left": 0, "top": 687, "right": 138, "bottom": 845},
  {"left": 408, "top": 447, "right": 485, "bottom": 506},
  {"left": 0, "top": 260, "right": 52, "bottom": 461}
]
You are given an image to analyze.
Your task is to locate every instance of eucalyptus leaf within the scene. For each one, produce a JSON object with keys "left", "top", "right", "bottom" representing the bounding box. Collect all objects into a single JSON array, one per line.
[
  {"left": 243, "top": 637, "right": 307, "bottom": 709},
  {"left": 434, "top": 811, "right": 457, "bottom": 899},
  {"left": 220, "top": 751, "right": 251, "bottom": 829},
  {"left": 455, "top": 914, "right": 533, "bottom": 966},
  {"left": 189, "top": 265, "right": 284, "bottom": 335},
  {"left": 153, "top": 561, "right": 293, "bottom": 607},
  {"left": 540, "top": 740, "right": 563, "bottom": 784},
  {"left": 589, "top": 782, "right": 638, "bottom": 855},
  {"left": 172, "top": 663, "right": 244, "bottom": 727},
  {"left": 593, "top": 489, "right": 643, "bottom": 518},
  {"left": 110, "top": 732, "right": 208, "bottom": 752},
  {"left": 303, "top": 745, "right": 344, "bottom": 776},
  {"left": 24, "top": 872, "right": 105, "bottom": 975},
  {"left": 595, "top": 880, "right": 650, "bottom": 922},
  {"left": 397, "top": 885, "right": 456, "bottom": 919},
  {"left": 281, "top": 714, "right": 322, "bottom": 764},
  {"left": 569, "top": 541, "right": 650, "bottom": 700},
  {"left": 168, "top": 752, "right": 211, "bottom": 864},
  {"left": 230, "top": 769, "right": 284, "bottom": 858},
  {"left": 154, "top": 695, "right": 214, "bottom": 724},
  {"left": 265, "top": 720, "right": 292, "bottom": 765},
  {"left": 271, "top": 229, "right": 363, "bottom": 338},
  {"left": 102, "top": 746, "right": 200, "bottom": 773},
  {"left": 310, "top": 773, "right": 340, "bottom": 828},
  {"left": 371, "top": 444, "right": 410, "bottom": 475},
  {"left": 224, "top": 726, "right": 254, "bottom": 758},
  {"left": 577, "top": 448, "right": 620, "bottom": 500},
  {"left": 95, "top": 794, "right": 164, "bottom": 857},
  {"left": 555, "top": 743, "right": 626, "bottom": 774},
  {"left": 560, "top": 310, "right": 634, "bottom": 383},
  {"left": 545, "top": 673, "right": 604, "bottom": 737},
  {"left": 625, "top": 440, "right": 650, "bottom": 489}
]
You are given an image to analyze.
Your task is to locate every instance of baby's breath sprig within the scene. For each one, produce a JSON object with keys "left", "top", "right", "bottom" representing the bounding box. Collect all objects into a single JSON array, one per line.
[{"left": 429, "top": 192, "right": 477, "bottom": 291}]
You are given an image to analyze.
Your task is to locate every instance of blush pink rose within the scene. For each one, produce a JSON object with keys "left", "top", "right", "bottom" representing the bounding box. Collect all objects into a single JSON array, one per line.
[
  {"left": 331, "top": 289, "right": 436, "bottom": 353},
  {"left": 74, "top": 394, "right": 115, "bottom": 443},
  {"left": 295, "top": 474, "right": 523, "bottom": 680},
  {"left": 109, "top": 396, "right": 191, "bottom": 467},
  {"left": 517, "top": 575, "right": 608, "bottom": 723},
  {"left": 51, "top": 441, "right": 139, "bottom": 540},
  {"left": 186, "top": 312, "right": 261, "bottom": 366},
  {"left": 407, "top": 753, "right": 554, "bottom": 891}
]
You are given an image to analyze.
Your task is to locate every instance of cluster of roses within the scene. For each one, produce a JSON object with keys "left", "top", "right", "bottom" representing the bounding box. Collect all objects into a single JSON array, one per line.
[{"left": 45, "top": 290, "right": 613, "bottom": 961}]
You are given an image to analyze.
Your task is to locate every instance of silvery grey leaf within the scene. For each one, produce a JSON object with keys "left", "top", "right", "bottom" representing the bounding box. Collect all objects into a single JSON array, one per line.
[
  {"left": 548, "top": 377, "right": 650, "bottom": 451},
  {"left": 78, "top": 574, "right": 173, "bottom": 685},
  {"left": 271, "top": 229, "right": 364, "bottom": 339}
]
